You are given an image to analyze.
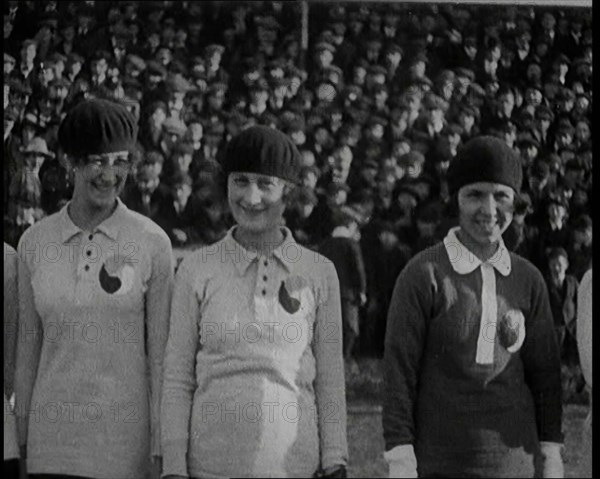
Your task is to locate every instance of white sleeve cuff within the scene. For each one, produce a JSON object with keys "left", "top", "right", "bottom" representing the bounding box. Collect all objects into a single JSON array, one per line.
[{"left": 384, "top": 444, "right": 418, "bottom": 478}]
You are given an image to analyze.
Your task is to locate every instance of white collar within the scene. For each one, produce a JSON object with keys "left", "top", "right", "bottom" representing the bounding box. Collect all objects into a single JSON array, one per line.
[{"left": 443, "top": 226, "right": 511, "bottom": 276}]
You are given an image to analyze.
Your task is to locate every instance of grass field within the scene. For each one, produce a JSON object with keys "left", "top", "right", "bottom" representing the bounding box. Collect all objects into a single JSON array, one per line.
[{"left": 345, "top": 358, "right": 592, "bottom": 478}]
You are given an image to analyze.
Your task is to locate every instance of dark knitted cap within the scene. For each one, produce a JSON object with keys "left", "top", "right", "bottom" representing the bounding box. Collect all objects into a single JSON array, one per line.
[
  {"left": 447, "top": 135, "right": 522, "bottom": 195},
  {"left": 222, "top": 126, "right": 301, "bottom": 184},
  {"left": 58, "top": 99, "right": 138, "bottom": 157}
]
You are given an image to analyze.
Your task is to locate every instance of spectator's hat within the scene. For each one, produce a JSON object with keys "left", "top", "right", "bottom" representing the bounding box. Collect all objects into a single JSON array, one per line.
[
  {"left": 167, "top": 170, "right": 193, "bottom": 188},
  {"left": 556, "top": 119, "right": 575, "bottom": 136},
  {"left": 556, "top": 87, "right": 575, "bottom": 101},
  {"left": 125, "top": 54, "right": 146, "bottom": 72},
  {"left": 66, "top": 52, "right": 85, "bottom": 66},
  {"left": 250, "top": 78, "right": 270, "bottom": 93},
  {"left": 385, "top": 42, "right": 403, "bottom": 57},
  {"left": 91, "top": 49, "right": 111, "bottom": 62},
  {"left": 516, "top": 132, "right": 540, "bottom": 148},
  {"left": 343, "top": 84, "right": 362, "bottom": 101},
  {"left": 443, "top": 123, "right": 463, "bottom": 137},
  {"left": 535, "top": 105, "right": 554, "bottom": 121},
  {"left": 145, "top": 150, "right": 165, "bottom": 166},
  {"left": 20, "top": 137, "right": 55, "bottom": 159},
  {"left": 369, "top": 115, "right": 388, "bottom": 128},
  {"left": 553, "top": 53, "right": 571, "bottom": 66},
  {"left": 368, "top": 64, "right": 388, "bottom": 77},
  {"left": 544, "top": 193, "right": 569, "bottom": 210},
  {"left": 222, "top": 125, "right": 302, "bottom": 184},
  {"left": 412, "top": 76, "right": 434, "bottom": 90},
  {"left": 4, "top": 52, "right": 16, "bottom": 66},
  {"left": 171, "top": 141, "right": 195, "bottom": 156},
  {"left": 145, "top": 60, "right": 167, "bottom": 78},
  {"left": 423, "top": 94, "right": 448, "bottom": 112},
  {"left": 49, "top": 77, "right": 71, "bottom": 90},
  {"left": 330, "top": 21, "right": 346, "bottom": 36},
  {"left": 530, "top": 160, "right": 550, "bottom": 179},
  {"left": 162, "top": 117, "right": 187, "bottom": 137},
  {"left": 256, "top": 15, "right": 281, "bottom": 31},
  {"left": 399, "top": 151, "right": 425, "bottom": 168},
  {"left": 366, "top": 38, "right": 383, "bottom": 51},
  {"left": 454, "top": 67, "right": 475, "bottom": 82},
  {"left": 21, "top": 39, "right": 37, "bottom": 50},
  {"left": 447, "top": 135, "right": 522, "bottom": 195},
  {"left": 410, "top": 51, "right": 429, "bottom": 65},
  {"left": 458, "top": 103, "right": 478, "bottom": 119},
  {"left": 204, "top": 43, "right": 225, "bottom": 57},
  {"left": 48, "top": 52, "right": 67, "bottom": 65},
  {"left": 572, "top": 214, "right": 592, "bottom": 231},
  {"left": 330, "top": 206, "right": 362, "bottom": 228},
  {"left": 314, "top": 41, "right": 336, "bottom": 54},
  {"left": 58, "top": 99, "right": 138, "bottom": 157},
  {"left": 165, "top": 74, "right": 193, "bottom": 94}
]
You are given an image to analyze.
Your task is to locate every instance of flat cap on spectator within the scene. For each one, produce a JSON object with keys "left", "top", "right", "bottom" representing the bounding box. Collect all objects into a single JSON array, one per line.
[
  {"left": 222, "top": 125, "right": 302, "bottom": 184},
  {"left": 204, "top": 44, "right": 225, "bottom": 57},
  {"left": 553, "top": 53, "right": 571, "bottom": 66},
  {"left": 423, "top": 94, "right": 448, "bottom": 112},
  {"left": 455, "top": 67, "right": 475, "bottom": 81},
  {"left": 368, "top": 64, "right": 388, "bottom": 77},
  {"left": 410, "top": 52, "right": 429, "bottom": 65},
  {"left": 162, "top": 117, "right": 187, "bottom": 136},
  {"left": 165, "top": 74, "right": 193, "bottom": 93},
  {"left": 145, "top": 60, "right": 167, "bottom": 77},
  {"left": 314, "top": 41, "right": 336, "bottom": 54},
  {"left": 448, "top": 135, "right": 522, "bottom": 195},
  {"left": 530, "top": 160, "right": 550, "bottom": 179},
  {"left": 386, "top": 43, "right": 403, "bottom": 56},
  {"left": 4, "top": 52, "right": 16, "bottom": 65},
  {"left": 516, "top": 132, "right": 540, "bottom": 148},
  {"left": 207, "top": 81, "right": 228, "bottom": 96},
  {"left": 125, "top": 54, "right": 146, "bottom": 71},
  {"left": 572, "top": 214, "right": 592, "bottom": 231},
  {"left": 58, "top": 99, "right": 138, "bottom": 157},
  {"left": 399, "top": 151, "right": 425, "bottom": 167},
  {"left": 4, "top": 107, "right": 19, "bottom": 122},
  {"left": 535, "top": 105, "right": 554, "bottom": 121},
  {"left": 66, "top": 52, "right": 85, "bottom": 65},
  {"left": 20, "top": 137, "right": 55, "bottom": 159}
]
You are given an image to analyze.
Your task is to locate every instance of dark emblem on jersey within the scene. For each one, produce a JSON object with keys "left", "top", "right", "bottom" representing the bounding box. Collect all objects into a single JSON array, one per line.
[
  {"left": 100, "top": 263, "right": 122, "bottom": 294},
  {"left": 498, "top": 309, "right": 526, "bottom": 352},
  {"left": 279, "top": 281, "right": 301, "bottom": 314}
]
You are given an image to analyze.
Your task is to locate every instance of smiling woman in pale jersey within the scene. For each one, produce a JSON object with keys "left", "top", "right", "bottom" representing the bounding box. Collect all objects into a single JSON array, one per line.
[
  {"left": 161, "top": 126, "right": 348, "bottom": 479},
  {"left": 383, "top": 136, "right": 564, "bottom": 478},
  {"left": 14, "top": 98, "right": 174, "bottom": 479}
]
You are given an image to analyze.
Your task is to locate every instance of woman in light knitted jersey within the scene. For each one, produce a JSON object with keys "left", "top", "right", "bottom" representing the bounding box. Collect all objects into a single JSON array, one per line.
[
  {"left": 383, "top": 136, "right": 564, "bottom": 478},
  {"left": 161, "top": 126, "right": 348, "bottom": 479},
  {"left": 14, "top": 99, "right": 174, "bottom": 479}
]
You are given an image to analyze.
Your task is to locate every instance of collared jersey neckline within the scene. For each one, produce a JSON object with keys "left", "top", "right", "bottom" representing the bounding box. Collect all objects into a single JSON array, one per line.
[
  {"left": 59, "top": 198, "right": 127, "bottom": 243},
  {"left": 443, "top": 226, "right": 511, "bottom": 277}
]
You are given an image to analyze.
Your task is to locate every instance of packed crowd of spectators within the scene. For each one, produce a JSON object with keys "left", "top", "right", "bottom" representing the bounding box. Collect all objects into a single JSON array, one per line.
[{"left": 3, "top": 1, "right": 592, "bottom": 399}]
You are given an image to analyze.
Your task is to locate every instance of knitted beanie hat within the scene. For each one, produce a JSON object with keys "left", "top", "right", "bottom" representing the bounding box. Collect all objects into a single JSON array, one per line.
[
  {"left": 58, "top": 99, "right": 138, "bottom": 157},
  {"left": 222, "top": 125, "right": 302, "bottom": 184},
  {"left": 447, "top": 135, "right": 522, "bottom": 195}
]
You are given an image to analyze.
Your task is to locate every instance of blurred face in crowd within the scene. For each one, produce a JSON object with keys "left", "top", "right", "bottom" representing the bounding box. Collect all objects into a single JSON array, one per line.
[
  {"left": 458, "top": 182, "right": 515, "bottom": 247},
  {"left": 175, "top": 153, "right": 193, "bottom": 173},
  {"left": 379, "top": 229, "right": 399, "bottom": 250},
  {"left": 73, "top": 150, "right": 132, "bottom": 211},
  {"left": 548, "top": 254, "right": 568, "bottom": 284},
  {"left": 547, "top": 202, "right": 567, "bottom": 225},
  {"left": 575, "top": 120, "right": 591, "bottom": 143},
  {"left": 300, "top": 149, "right": 315, "bottom": 167},
  {"left": 208, "top": 91, "right": 225, "bottom": 110},
  {"left": 228, "top": 172, "right": 289, "bottom": 236},
  {"left": 150, "top": 106, "right": 166, "bottom": 127},
  {"left": 137, "top": 170, "right": 160, "bottom": 195},
  {"left": 174, "top": 182, "right": 192, "bottom": 205},
  {"left": 91, "top": 58, "right": 107, "bottom": 78},
  {"left": 301, "top": 170, "right": 318, "bottom": 190},
  {"left": 573, "top": 226, "right": 592, "bottom": 247},
  {"left": 21, "top": 43, "right": 37, "bottom": 64},
  {"left": 156, "top": 47, "right": 172, "bottom": 66},
  {"left": 410, "top": 60, "right": 426, "bottom": 78},
  {"left": 498, "top": 91, "right": 515, "bottom": 116},
  {"left": 188, "top": 122, "right": 203, "bottom": 143},
  {"left": 353, "top": 65, "right": 367, "bottom": 85}
]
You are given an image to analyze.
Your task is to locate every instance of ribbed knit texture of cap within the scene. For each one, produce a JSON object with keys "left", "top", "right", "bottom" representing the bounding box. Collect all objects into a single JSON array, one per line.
[
  {"left": 222, "top": 125, "right": 302, "bottom": 184},
  {"left": 58, "top": 99, "right": 138, "bottom": 157},
  {"left": 447, "top": 135, "right": 523, "bottom": 195}
]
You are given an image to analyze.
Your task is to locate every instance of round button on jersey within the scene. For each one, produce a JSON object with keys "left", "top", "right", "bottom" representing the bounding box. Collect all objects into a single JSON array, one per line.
[
  {"left": 88, "top": 234, "right": 93, "bottom": 240},
  {"left": 86, "top": 250, "right": 91, "bottom": 256},
  {"left": 262, "top": 289, "right": 266, "bottom": 295},
  {"left": 84, "top": 265, "right": 90, "bottom": 271},
  {"left": 263, "top": 275, "right": 268, "bottom": 281},
  {"left": 264, "top": 260, "right": 268, "bottom": 267}
]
